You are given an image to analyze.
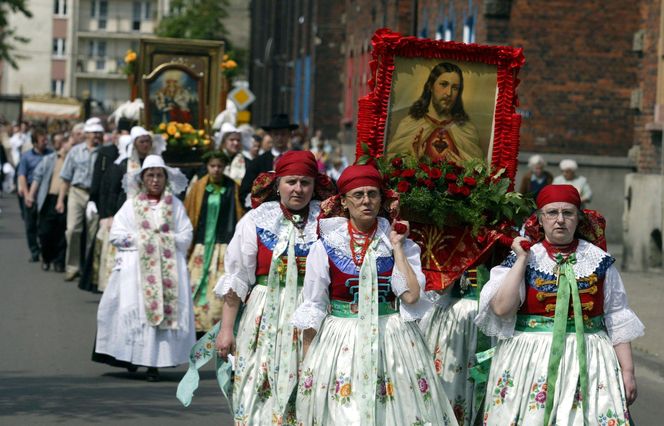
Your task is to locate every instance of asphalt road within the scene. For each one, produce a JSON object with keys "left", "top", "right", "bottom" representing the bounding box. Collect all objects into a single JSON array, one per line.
[{"left": 1, "top": 194, "right": 662, "bottom": 425}]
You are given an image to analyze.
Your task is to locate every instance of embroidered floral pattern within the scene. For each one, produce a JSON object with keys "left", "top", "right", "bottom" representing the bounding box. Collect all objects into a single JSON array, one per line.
[
  {"left": 415, "top": 370, "right": 431, "bottom": 402},
  {"left": 597, "top": 409, "right": 627, "bottom": 426},
  {"left": 492, "top": 370, "right": 514, "bottom": 406},
  {"left": 256, "top": 362, "right": 272, "bottom": 401},
  {"left": 190, "top": 332, "right": 216, "bottom": 362},
  {"left": 133, "top": 189, "right": 178, "bottom": 328},
  {"left": 376, "top": 375, "right": 395, "bottom": 404},
  {"left": 300, "top": 368, "right": 314, "bottom": 396},
  {"left": 452, "top": 395, "right": 467, "bottom": 424},
  {"left": 331, "top": 372, "right": 352, "bottom": 406},
  {"left": 527, "top": 375, "right": 547, "bottom": 411}
]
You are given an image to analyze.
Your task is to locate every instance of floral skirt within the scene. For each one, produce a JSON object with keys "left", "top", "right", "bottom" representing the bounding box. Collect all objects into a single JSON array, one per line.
[
  {"left": 232, "top": 284, "right": 303, "bottom": 425},
  {"left": 420, "top": 297, "right": 480, "bottom": 425},
  {"left": 296, "top": 313, "right": 458, "bottom": 426},
  {"left": 187, "top": 243, "right": 227, "bottom": 333},
  {"left": 483, "top": 330, "right": 630, "bottom": 425}
]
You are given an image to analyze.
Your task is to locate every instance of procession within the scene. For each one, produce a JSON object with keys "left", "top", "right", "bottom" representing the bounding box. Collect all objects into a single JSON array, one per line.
[{"left": 1, "top": 1, "right": 662, "bottom": 425}]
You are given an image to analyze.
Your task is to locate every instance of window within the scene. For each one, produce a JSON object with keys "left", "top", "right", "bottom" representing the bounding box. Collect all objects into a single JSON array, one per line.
[
  {"left": 52, "top": 38, "right": 66, "bottom": 56},
  {"left": 132, "top": 2, "right": 141, "bottom": 30},
  {"left": 463, "top": 16, "right": 475, "bottom": 43},
  {"left": 98, "top": 0, "right": 108, "bottom": 29},
  {"left": 51, "top": 80, "right": 65, "bottom": 96},
  {"left": 54, "top": 0, "right": 67, "bottom": 15},
  {"left": 144, "top": 1, "right": 151, "bottom": 19},
  {"left": 96, "top": 41, "right": 106, "bottom": 70},
  {"left": 91, "top": 0, "right": 96, "bottom": 17}
]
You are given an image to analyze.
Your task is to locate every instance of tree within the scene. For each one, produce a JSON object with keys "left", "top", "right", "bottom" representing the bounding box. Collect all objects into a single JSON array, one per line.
[
  {"left": 0, "top": 0, "right": 32, "bottom": 69},
  {"left": 156, "top": 0, "right": 229, "bottom": 41}
]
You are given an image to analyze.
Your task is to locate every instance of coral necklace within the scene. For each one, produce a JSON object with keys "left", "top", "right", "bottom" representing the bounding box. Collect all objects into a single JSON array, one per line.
[{"left": 348, "top": 219, "right": 378, "bottom": 267}]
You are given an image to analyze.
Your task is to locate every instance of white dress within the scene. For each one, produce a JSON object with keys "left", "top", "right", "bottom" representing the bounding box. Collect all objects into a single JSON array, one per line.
[
  {"left": 95, "top": 196, "right": 195, "bottom": 367},
  {"left": 214, "top": 201, "right": 321, "bottom": 425},
  {"left": 475, "top": 240, "right": 644, "bottom": 425},
  {"left": 292, "top": 217, "right": 458, "bottom": 426}
]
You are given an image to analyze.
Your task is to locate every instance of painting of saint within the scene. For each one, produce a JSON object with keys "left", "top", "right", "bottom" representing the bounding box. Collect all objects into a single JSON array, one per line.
[
  {"left": 385, "top": 59, "right": 497, "bottom": 163},
  {"left": 148, "top": 69, "right": 200, "bottom": 126}
]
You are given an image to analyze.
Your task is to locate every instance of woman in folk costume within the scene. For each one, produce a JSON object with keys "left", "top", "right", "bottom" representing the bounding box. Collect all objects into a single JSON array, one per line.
[
  {"left": 292, "top": 164, "right": 458, "bottom": 426},
  {"left": 95, "top": 155, "right": 195, "bottom": 382},
  {"left": 475, "top": 185, "right": 644, "bottom": 425},
  {"left": 184, "top": 151, "right": 243, "bottom": 337},
  {"left": 213, "top": 151, "right": 336, "bottom": 424},
  {"left": 419, "top": 265, "right": 490, "bottom": 425},
  {"left": 95, "top": 127, "right": 166, "bottom": 292}
]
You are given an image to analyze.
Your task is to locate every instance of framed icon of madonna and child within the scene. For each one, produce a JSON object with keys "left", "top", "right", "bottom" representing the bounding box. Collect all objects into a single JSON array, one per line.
[{"left": 357, "top": 28, "right": 525, "bottom": 184}]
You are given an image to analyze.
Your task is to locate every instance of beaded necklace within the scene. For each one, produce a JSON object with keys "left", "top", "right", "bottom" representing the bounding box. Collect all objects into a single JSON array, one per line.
[{"left": 348, "top": 219, "right": 378, "bottom": 267}]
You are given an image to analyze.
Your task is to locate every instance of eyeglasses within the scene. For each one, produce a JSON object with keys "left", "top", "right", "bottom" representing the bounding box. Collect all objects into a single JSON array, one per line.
[
  {"left": 541, "top": 209, "right": 577, "bottom": 220},
  {"left": 345, "top": 190, "right": 381, "bottom": 202}
]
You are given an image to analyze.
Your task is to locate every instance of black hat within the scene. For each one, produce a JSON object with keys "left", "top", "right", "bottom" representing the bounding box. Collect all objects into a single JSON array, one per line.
[{"left": 262, "top": 113, "right": 299, "bottom": 131}]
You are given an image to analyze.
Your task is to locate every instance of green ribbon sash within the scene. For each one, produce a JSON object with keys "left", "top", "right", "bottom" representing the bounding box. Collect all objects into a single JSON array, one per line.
[
  {"left": 193, "top": 184, "right": 226, "bottom": 306},
  {"left": 543, "top": 253, "right": 589, "bottom": 426},
  {"left": 329, "top": 299, "right": 398, "bottom": 317},
  {"left": 176, "top": 322, "right": 232, "bottom": 407}
]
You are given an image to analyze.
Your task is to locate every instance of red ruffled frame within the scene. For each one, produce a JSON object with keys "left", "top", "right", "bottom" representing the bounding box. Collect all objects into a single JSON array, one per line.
[{"left": 356, "top": 28, "right": 525, "bottom": 187}]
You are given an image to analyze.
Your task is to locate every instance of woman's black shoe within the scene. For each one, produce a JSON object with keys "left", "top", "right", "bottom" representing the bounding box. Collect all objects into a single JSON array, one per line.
[
  {"left": 126, "top": 365, "right": 138, "bottom": 373},
  {"left": 146, "top": 367, "right": 160, "bottom": 382}
]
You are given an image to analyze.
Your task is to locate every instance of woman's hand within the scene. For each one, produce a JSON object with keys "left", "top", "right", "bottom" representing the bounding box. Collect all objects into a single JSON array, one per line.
[
  {"left": 215, "top": 328, "right": 236, "bottom": 362},
  {"left": 390, "top": 219, "right": 409, "bottom": 247},
  {"left": 511, "top": 236, "right": 530, "bottom": 259},
  {"left": 622, "top": 369, "right": 638, "bottom": 406}
]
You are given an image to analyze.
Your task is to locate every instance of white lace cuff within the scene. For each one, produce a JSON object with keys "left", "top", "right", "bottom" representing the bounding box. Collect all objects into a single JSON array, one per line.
[
  {"left": 605, "top": 308, "right": 645, "bottom": 345},
  {"left": 291, "top": 301, "right": 328, "bottom": 331},
  {"left": 399, "top": 293, "right": 432, "bottom": 322},
  {"left": 390, "top": 268, "right": 408, "bottom": 296},
  {"left": 214, "top": 274, "right": 250, "bottom": 302}
]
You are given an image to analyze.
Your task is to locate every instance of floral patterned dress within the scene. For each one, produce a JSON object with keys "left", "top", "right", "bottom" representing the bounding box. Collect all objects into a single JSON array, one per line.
[
  {"left": 292, "top": 217, "right": 457, "bottom": 426},
  {"left": 214, "top": 201, "right": 321, "bottom": 425},
  {"left": 475, "top": 240, "right": 644, "bottom": 425}
]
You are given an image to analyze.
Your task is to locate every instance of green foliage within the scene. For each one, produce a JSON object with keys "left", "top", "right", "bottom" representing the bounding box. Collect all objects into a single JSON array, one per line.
[
  {"left": 0, "top": 0, "right": 33, "bottom": 69},
  {"left": 381, "top": 154, "right": 535, "bottom": 235},
  {"left": 156, "top": 0, "right": 229, "bottom": 40}
]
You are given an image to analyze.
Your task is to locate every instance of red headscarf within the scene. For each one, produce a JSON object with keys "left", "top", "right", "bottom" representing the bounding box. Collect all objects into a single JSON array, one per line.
[
  {"left": 275, "top": 151, "right": 318, "bottom": 178},
  {"left": 536, "top": 184, "right": 581, "bottom": 209},
  {"left": 336, "top": 164, "right": 383, "bottom": 195}
]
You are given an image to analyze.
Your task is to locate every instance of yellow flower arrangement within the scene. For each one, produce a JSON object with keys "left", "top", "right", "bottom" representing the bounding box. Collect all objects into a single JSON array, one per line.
[
  {"left": 220, "top": 52, "right": 239, "bottom": 80},
  {"left": 122, "top": 49, "right": 138, "bottom": 76},
  {"left": 156, "top": 121, "right": 210, "bottom": 152}
]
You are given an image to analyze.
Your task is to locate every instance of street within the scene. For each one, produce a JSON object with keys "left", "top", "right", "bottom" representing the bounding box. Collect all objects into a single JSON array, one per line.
[{"left": 1, "top": 194, "right": 663, "bottom": 425}]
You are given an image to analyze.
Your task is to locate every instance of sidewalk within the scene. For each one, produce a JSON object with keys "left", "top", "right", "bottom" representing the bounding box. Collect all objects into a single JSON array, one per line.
[{"left": 609, "top": 244, "right": 664, "bottom": 376}]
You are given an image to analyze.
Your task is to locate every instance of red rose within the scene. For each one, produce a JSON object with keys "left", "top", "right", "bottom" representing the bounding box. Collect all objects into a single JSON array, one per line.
[
  {"left": 401, "top": 169, "right": 416, "bottom": 178},
  {"left": 391, "top": 157, "right": 403, "bottom": 168},
  {"left": 445, "top": 173, "right": 458, "bottom": 183},
  {"left": 393, "top": 222, "right": 408, "bottom": 234},
  {"left": 463, "top": 176, "right": 477, "bottom": 187},
  {"left": 429, "top": 168, "right": 442, "bottom": 179},
  {"left": 424, "top": 179, "right": 434, "bottom": 189},
  {"left": 391, "top": 169, "right": 401, "bottom": 177},
  {"left": 420, "top": 164, "right": 430, "bottom": 174},
  {"left": 397, "top": 181, "right": 411, "bottom": 193},
  {"left": 460, "top": 186, "right": 471, "bottom": 197},
  {"left": 447, "top": 183, "right": 461, "bottom": 196}
]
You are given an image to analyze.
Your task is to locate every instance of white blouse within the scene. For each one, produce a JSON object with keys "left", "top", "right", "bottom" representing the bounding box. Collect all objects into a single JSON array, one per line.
[
  {"left": 475, "top": 239, "right": 645, "bottom": 345},
  {"left": 291, "top": 216, "right": 432, "bottom": 331},
  {"left": 213, "top": 201, "right": 321, "bottom": 302}
]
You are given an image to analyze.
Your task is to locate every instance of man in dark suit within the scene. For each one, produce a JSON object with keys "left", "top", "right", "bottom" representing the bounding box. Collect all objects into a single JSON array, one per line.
[{"left": 239, "top": 113, "right": 298, "bottom": 207}]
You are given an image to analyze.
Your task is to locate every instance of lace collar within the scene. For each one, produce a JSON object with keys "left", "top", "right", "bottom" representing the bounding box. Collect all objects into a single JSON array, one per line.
[
  {"left": 318, "top": 216, "right": 393, "bottom": 258},
  {"left": 251, "top": 200, "right": 321, "bottom": 243},
  {"left": 527, "top": 239, "right": 614, "bottom": 278}
]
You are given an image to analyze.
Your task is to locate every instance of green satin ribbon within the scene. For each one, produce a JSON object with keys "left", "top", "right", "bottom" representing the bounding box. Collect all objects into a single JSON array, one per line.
[
  {"left": 516, "top": 314, "right": 604, "bottom": 333},
  {"left": 193, "top": 184, "right": 226, "bottom": 307},
  {"left": 329, "top": 299, "right": 398, "bottom": 317},
  {"left": 543, "top": 253, "right": 589, "bottom": 426},
  {"left": 176, "top": 322, "right": 232, "bottom": 408}
]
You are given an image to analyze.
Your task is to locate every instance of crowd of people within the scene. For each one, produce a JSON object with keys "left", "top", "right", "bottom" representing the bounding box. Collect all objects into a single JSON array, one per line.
[{"left": 0, "top": 115, "right": 644, "bottom": 425}]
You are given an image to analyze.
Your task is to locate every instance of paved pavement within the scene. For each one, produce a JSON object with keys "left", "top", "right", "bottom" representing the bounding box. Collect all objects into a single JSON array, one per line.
[{"left": 1, "top": 195, "right": 663, "bottom": 424}]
